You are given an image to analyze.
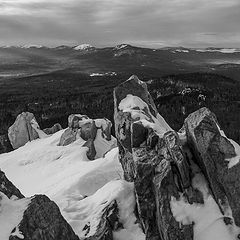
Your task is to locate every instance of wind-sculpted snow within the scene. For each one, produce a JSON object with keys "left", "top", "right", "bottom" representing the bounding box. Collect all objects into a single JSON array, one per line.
[
  {"left": 61, "top": 180, "right": 144, "bottom": 240},
  {"left": 0, "top": 117, "right": 124, "bottom": 239}
]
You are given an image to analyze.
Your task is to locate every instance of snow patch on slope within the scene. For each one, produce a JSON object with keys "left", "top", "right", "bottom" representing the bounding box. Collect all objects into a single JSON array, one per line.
[
  {"left": 0, "top": 128, "right": 122, "bottom": 202},
  {"left": 0, "top": 127, "right": 124, "bottom": 238},
  {"left": 170, "top": 172, "right": 239, "bottom": 240},
  {"left": 60, "top": 180, "right": 145, "bottom": 240}
]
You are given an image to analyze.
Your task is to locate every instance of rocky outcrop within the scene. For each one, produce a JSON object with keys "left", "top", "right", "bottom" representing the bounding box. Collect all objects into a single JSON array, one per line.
[
  {"left": 114, "top": 75, "right": 240, "bottom": 239},
  {"left": 8, "top": 112, "right": 39, "bottom": 149},
  {"left": 184, "top": 107, "right": 240, "bottom": 226},
  {"left": 62, "top": 180, "right": 141, "bottom": 240},
  {"left": 43, "top": 123, "right": 62, "bottom": 135},
  {"left": 0, "top": 169, "right": 79, "bottom": 240},
  {"left": 114, "top": 75, "right": 193, "bottom": 239},
  {"left": 59, "top": 115, "right": 115, "bottom": 160},
  {"left": 0, "top": 169, "right": 24, "bottom": 199},
  {"left": 9, "top": 195, "right": 79, "bottom": 240},
  {"left": 68, "top": 114, "right": 89, "bottom": 128},
  {"left": 0, "top": 134, "right": 13, "bottom": 154}
]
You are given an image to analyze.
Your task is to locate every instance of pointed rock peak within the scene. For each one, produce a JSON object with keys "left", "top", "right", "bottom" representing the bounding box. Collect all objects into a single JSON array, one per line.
[
  {"left": 127, "top": 75, "right": 144, "bottom": 85},
  {"left": 128, "top": 75, "right": 139, "bottom": 81}
]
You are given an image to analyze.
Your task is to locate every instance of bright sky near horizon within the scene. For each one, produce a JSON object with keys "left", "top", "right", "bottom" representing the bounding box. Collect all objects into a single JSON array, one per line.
[{"left": 0, "top": 0, "right": 240, "bottom": 47}]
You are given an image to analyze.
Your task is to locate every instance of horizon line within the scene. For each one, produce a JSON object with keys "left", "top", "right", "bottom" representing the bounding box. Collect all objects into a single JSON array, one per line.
[{"left": 1, "top": 43, "right": 240, "bottom": 50}]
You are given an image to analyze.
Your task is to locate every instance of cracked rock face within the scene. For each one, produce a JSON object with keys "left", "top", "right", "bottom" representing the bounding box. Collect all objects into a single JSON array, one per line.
[
  {"left": 114, "top": 75, "right": 240, "bottom": 240},
  {"left": 184, "top": 107, "right": 240, "bottom": 226},
  {"left": 9, "top": 195, "right": 79, "bottom": 240},
  {"left": 114, "top": 76, "right": 194, "bottom": 239},
  {"left": 8, "top": 112, "right": 39, "bottom": 149}
]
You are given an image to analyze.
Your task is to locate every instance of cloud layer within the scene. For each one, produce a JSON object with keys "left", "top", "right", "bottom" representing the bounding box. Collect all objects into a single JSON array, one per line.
[{"left": 0, "top": 0, "right": 240, "bottom": 47}]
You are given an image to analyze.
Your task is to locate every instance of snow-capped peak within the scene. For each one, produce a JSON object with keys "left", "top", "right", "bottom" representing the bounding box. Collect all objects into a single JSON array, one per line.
[
  {"left": 114, "top": 44, "right": 130, "bottom": 50},
  {"left": 0, "top": 45, "right": 45, "bottom": 49},
  {"left": 20, "top": 45, "right": 44, "bottom": 49},
  {"left": 73, "top": 44, "right": 94, "bottom": 51}
]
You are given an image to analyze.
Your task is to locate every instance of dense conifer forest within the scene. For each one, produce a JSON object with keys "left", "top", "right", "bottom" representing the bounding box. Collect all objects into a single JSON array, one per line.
[{"left": 0, "top": 71, "right": 239, "bottom": 144}]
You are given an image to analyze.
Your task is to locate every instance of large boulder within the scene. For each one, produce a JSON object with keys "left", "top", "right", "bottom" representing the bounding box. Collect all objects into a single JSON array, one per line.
[
  {"left": 184, "top": 107, "right": 240, "bottom": 226},
  {"left": 79, "top": 119, "right": 98, "bottom": 141},
  {"left": 114, "top": 75, "right": 193, "bottom": 239},
  {"left": 8, "top": 112, "right": 39, "bottom": 149},
  {"left": 9, "top": 195, "right": 79, "bottom": 240}
]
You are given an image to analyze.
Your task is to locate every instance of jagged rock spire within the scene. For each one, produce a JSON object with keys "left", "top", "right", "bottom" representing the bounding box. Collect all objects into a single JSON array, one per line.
[
  {"left": 114, "top": 75, "right": 193, "bottom": 239},
  {"left": 114, "top": 75, "right": 240, "bottom": 240}
]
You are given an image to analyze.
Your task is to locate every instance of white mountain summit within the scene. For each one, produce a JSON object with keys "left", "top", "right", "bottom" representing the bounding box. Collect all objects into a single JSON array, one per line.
[{"left": 73, "top": 44, "right": 94, "bottom": 51}]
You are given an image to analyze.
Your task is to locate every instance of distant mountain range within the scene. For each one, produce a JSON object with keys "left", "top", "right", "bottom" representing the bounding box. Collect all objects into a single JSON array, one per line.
[
  {"left": 0, "top": 43, "right": 240, "bottom": 81},
  {"left": 1, "top": 43, "right": 240, "bottom": 53}
]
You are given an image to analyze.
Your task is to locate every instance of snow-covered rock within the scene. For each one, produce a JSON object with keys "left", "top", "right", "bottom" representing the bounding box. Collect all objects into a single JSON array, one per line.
[
  {"left": 43, "top": 123, "right": 62, "bottom": 135},
  {"left": 114, "top": 75, "right": 193, "bottom": 239},
  {"left": 0, "top": 121, "right": 123, "bottom": 239},
  {"left": 184, "top": 107, "right": 240, "bottom": 227},
  {"left": 59, "top": 115, "right": 116, "bottom": 160},
  {"left": 114, "top": 75, "right": 240, "bottom": 240},
  {"left": 68, "top": 114, "right": 89, "bottom": 128}
]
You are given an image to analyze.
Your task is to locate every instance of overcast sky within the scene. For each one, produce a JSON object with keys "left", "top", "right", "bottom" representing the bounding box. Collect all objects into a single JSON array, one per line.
[{"left": 0, "top": 0, "right": 240, "bottom": 47}]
